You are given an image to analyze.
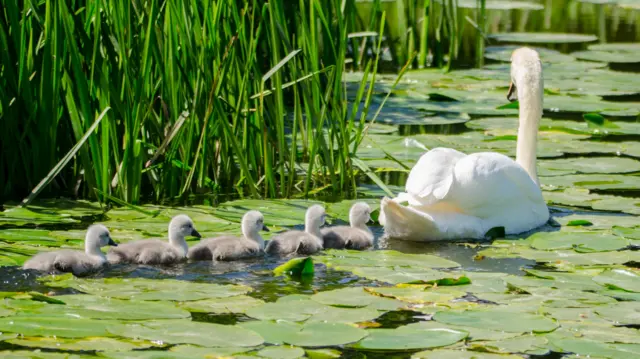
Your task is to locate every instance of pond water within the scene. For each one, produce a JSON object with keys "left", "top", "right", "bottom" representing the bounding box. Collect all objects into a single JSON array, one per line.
[{"left": 2, "top": 2, "right": 640, "bottom": 359}]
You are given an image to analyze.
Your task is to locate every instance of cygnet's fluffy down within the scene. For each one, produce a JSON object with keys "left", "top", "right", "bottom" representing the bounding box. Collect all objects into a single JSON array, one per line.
[
  {"left": 265, "top": 205, "right": 326, "bottom": 256},
  {"left": 322, "top": 202, "right": 373, "bottom": 250},
  {"left": 188, "top": 210, "right": 269, "bottom": 261},
  {"left": 23, "top": 224, "right": 117, "bottom": 276},
  {"left": 107, "top": 214, "right": 200, "bottom": 265}
]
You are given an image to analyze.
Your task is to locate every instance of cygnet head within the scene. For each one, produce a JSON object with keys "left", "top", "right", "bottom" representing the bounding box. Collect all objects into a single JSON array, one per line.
[
  {"left": 85, "top": 224, "right": 117, "bottom": 255},
  {"left": 349, "top": 202, "right": 372, "bottom": 229},
  {"left": 305, "top": 205, "right": 326, "bottom": 234},
  {"left": 242, "top": 210, "right": 269, "bottom": 240},
  {"left": 169, "top": 214, "right": 201, "bottom": 241},
  {"left": 507, "top": 47, "right": 543, "bottom": 102}
]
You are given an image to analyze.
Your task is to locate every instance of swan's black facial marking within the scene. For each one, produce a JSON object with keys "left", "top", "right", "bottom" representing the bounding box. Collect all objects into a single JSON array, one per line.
[{"left": 507, "top": 81, "right": 517, "bottom": 102}]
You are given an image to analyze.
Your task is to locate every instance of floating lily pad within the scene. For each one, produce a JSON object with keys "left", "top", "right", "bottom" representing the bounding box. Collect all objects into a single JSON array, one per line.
[
  {"left": 107, "top": 320, "right": 263, "bottom": 347},
  {"left": 412, "top": 350, "right": 525, "bottom": 358},
  {"left": 7, "top": 336, "right": 159, "bottom": 352},
  {"left": 528, "top": 231, "right": 629, "bottom": 252},
  {"left": 485, "top": 46, "right": 575, "bottom": 63},
  {"left": 470, "top": 335, "right": 549, "bottom": 355},
  {"left": 409, "top": 321, "right": 521, "bottom": 342},
  {"left": 595, "top": 302, "right": 640, "bottom": 325},
  {"left": 365, "top": 286, "right": 465, "bottom": 304},
  {"left": 572, "top": 47, "right": 640, "bottom": 64},
  {"left": 0, "top": 316, "right": 113, "bottom": 338},
  {"left": 168, "top": 345, "right": 254, "bottom": 357},
  {"left": 593, "top": 269, "right": 640, "bottom": 292},
  {"left": 354, "top": 325, "right": 468, "bottom": 351},
  {"left": 0, "top": 351, "right": 85, "bottom": 359},
  {"left": 434, "top": 308, "right": 558, "bottom": 333},
  {"left": 311, "top": 287, "right": 404, "bottom": 311},
  {"left": 489, "top": 33, "right": 598, "bottom": 44},
  {"left": 44, "top": 295, "right": 191, "bottom": 320},
  {"left": 245, "top": 296, "right": 328, "bottom": 322},
  {"left": 42, "top": 275, "right": 251, "bottom": 301},
  {"left": 240, "top": 320, "right": 367, "bottom": 347},
  {"left": 178, "top": 295, "right": 264, "bottom": 314},
  {"left": 257, "top": 346, "right": 306, "bottom": 359}
]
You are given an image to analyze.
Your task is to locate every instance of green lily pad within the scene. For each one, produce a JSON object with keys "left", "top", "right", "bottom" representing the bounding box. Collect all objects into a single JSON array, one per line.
[
  {"left": 7, "top": 336, "right": 159, "bottom": 352},
  {"left": 256, "top": 346, "right": 306, "bottom": 359},
  {"left": 547, "top": 335, "right": 640, "bottom": 358},
  {"left": 42, "top": 275, "right": 250, "bottom": 301},
  {"left": 595, "top": 302, "right": 640, "bottom": 325},
  {"left": 593, "top": 269, "right": 640, "bottom": 292},
  {"left": 311, "top": 287, "right": 404, "bottom": 311},
  {"left": 240, "top": 320, "right": 367, "bottom": 347},
  {"left": 489, "top": 32, "right": 598, "bottom": 44},
  {"left": 485, "top": 46, "right": 575, "bottom": 63},
  {"left": 365, "top": 286, "right": 465, "bottom": 304},
  {"left": 305, "top": 348, "right": 342, "bottom": 359},
  {"left": 0, "top": 316, "right": 113, "bottom": 338},
  {"left": 168, "top": 345, "right": 254, "bottom": 357},
  {"left": 107, "top": 320, "right": 263, "bottom": 347},
  {"left": 470, "top": 335, "right": 549, "bottom": 355},
  {"left": 44, "top": 295, "right": 191, "bottom": 320},
  {"left": 274, "top": 257, "right": 314, "bottom": 277},
  {"left": 434, "top": 308, "right": 558, "bottom": 333},
  {"left": 0, "top": 351, "right": 86, "bottom": 359},
  {"left": 320, "top": 249, "right": 461, "bottom": 269},
  {"left": 572, "top": 49, "right": 640, "bottom": 64},
  {"left": 0, "top": 333, "right": 17, "bottom": 341},
  {"left": 177, "top": 295, "right": 264, "bottom": 314},
  {"left": 408, "top": 321, "right": 521, "bottom": 342},
  {"left": 354, "top": 325, "right": 468, "bottom": 351},
  {"left": 412, "top": 350, "right": 525, "bottom": 358},
  {"left": 341, "top": 266, "right": 469, "bottom": 285},
  {"left": 245, "top": 296, "right": 328, "bottom": 322},
  {"left": 528, "top": 231, "right": 629, "bottom": 252}
]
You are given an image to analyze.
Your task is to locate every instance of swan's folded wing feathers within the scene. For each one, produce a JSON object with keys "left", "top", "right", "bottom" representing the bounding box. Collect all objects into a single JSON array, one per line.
[{"left": 405, "top": 148, "right": 465, "bottom": 205}]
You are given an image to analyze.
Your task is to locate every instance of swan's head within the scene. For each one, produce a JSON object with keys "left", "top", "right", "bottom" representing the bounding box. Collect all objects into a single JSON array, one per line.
[
  {"left": 305, "top": 204, "right": 326, "bottom": 231},
  {"left": 169, "top": 214, "right": 201, "bottom": 240},
  {"left": 349, "top": 202, "right": 372, "bottom": 228},
  {"left": 507, "top": 47, "right": 543, "bottom": 102},
  {"left": 242, "top": 210, "right": 269, "bottom": 238},
  {"left": 86, "top": 224, "right": 117, "bottom": 250}
]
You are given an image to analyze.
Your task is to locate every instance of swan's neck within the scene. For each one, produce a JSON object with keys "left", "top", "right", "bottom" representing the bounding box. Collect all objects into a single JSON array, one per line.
[
  {"left": 352, "top": 222, "right": 372, "bottom": 233},
  {"left": 85, "top": 238, "right": 106, "bottom": 260},
  {"left": 516, "top": 77, "right": 543, "bottom": 185},
  {"left": 169, "top": 233, "right": 189, "bottom": 256},
  {"left": 305, "top": 224, "right": 322, "bottom": 242},
  {"left": 246, "top": 232, "right": 265, "bottom": 250}
]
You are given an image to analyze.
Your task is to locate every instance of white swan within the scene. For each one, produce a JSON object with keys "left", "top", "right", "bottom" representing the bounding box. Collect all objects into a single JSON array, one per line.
[{"left": 379, "top": 47, "right": 549, "bottom": 241}]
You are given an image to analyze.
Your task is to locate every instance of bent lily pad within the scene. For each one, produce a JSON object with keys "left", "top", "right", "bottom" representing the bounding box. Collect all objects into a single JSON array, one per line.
[{"left": 593, "top": 268, "right": 640, "bottom": 292}]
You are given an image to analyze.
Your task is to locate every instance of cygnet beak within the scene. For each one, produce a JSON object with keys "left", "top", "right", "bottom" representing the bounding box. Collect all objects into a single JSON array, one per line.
[
  {"left": 191, "top": 228, "right": 202, "bottom": 239},
  {"left": 262, "top": 224, "right": 270, "bottom": 232},
  {"left": 108, "top": 237, "right": 118, "bottom": 247}
]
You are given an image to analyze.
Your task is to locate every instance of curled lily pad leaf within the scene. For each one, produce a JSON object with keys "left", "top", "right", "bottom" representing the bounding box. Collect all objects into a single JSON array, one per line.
[
  {"left": 7, "top": 336, "right": 159, "bottom": 352},
  {"left": 240, "top": 320, "right": 367, "bottom": 347},
  {"left": 107, "top": 320, "right": 264, "bottom": 347},
  {"left": 353, "top": 326, "right": 468, "bottom": 350},
  {"left": 274, "top": 257, "right": 314, "bottom": 277}
]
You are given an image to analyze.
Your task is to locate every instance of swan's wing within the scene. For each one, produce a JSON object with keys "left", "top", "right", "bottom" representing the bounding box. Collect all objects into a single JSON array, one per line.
[
  {"left": 448, "top": 152, "right": 548, "bottom": 231},
  {"left": 405, "top": 147, "right": 466, "bottom": 205}
]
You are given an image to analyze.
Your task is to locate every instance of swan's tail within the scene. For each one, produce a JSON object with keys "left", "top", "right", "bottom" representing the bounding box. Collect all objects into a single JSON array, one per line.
[{"left": 379, "top": 196, "right": 440, "bottom": 241}]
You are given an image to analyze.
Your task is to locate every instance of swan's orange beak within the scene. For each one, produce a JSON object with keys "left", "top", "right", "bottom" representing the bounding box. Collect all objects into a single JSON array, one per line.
[{"left": 506, "top": 81, "right": 517, "bottom": 102}]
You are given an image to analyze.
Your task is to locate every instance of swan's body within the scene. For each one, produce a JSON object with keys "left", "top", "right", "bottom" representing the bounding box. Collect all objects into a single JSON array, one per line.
[
  {"left": 188, "top": 211, "right": 268, "bottom": 261},
  {"left": 23, "top": 224, "right": 117, "bottom": 276},
  {"left": 380, "top": 47, "right": 549, "bottom": 241},
  {"left": 322, "top": 202, "right": 374, "bottom": 250},
  {"left": 265, "top": 205, "right": 326, "bottom": 256},
  {"left": 108, "top": 214, "right": 200, "bottom": 265}
]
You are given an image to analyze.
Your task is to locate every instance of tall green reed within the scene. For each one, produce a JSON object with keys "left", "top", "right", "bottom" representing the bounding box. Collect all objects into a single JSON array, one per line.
[{"left": 2, "top": 0, "right": 421, "bottom": 204}]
